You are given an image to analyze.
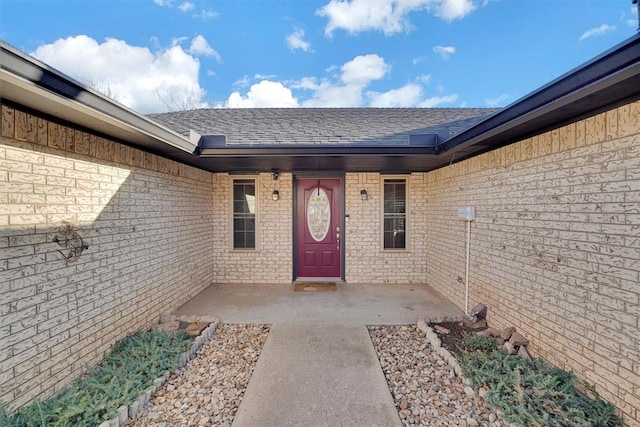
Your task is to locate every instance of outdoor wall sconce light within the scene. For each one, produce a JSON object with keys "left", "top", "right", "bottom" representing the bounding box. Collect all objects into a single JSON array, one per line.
[
  {"left": 272, "top": 189, "right": 280, "bottom": 201},
  {"left": 360, "top": 189, "right": 368, "bottom": 201},
  {"left": 271, "top": 169, "right": 279, "bottom": 181}
]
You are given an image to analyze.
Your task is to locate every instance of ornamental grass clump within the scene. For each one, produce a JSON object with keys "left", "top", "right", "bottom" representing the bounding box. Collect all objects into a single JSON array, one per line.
[
  {"left": 458, "top": 349, "right": 622, "bottom": 427},
  {"left": 2, "top": 330, "right": 191, "bottom": 427},
  {"left": 461, "top": 333, "right": 497, "bottom": 353}
]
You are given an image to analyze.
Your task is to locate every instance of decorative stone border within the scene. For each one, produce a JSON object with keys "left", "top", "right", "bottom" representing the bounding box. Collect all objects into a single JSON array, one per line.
[
  {"left": 417, "top": 318, "right": 506, "bottom": 425},
  {"left": 97, "top": 321, "right": 219, "bottom": 427},
  {"left": 417, "top": 319, "right": 467, "bottom": 382}
]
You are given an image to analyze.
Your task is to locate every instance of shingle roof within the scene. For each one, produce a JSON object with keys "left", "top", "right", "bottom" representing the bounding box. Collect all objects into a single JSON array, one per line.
[{"left": 148, "top": 108, "right": 498, "bottom": 146}]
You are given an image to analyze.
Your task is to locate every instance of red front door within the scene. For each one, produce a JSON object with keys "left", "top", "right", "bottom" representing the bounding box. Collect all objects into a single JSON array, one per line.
[{"left": 296, "top": 178, "right": 342, "bottom": 278}]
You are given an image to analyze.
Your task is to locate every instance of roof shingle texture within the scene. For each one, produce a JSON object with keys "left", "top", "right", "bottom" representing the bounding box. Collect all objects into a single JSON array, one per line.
[{"left": 148, "top": 108, "right": 499, "bottom": 146}]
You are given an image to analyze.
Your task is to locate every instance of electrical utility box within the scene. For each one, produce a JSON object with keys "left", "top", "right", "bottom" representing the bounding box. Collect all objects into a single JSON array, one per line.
[{"left": 458, "top": 206, "right": 476, "bottom": 221}]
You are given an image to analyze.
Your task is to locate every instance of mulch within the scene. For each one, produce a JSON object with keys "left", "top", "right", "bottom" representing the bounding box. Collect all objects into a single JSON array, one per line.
[{"left": 428, "top": 321, "right": 486, "bottom": 357}]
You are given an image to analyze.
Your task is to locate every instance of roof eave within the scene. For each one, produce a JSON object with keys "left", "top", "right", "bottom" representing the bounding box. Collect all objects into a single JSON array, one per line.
[
  {"left": 437, "top": 33, "right": 640, "bottom": 163},
  {"left": 0, "top": 41, "right": 197, "bottom": 156}
]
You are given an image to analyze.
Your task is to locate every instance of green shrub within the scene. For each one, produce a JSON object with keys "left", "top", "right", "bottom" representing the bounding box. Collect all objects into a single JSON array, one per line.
[
  {"left": 458, "top": 350, "right": 622, "bottom": 427},
  {"left": 461, "top": 333, "right": 497, "bottom": 352},
  {"left": 2, "top": 330, "right": 191, "bottom": 427}
]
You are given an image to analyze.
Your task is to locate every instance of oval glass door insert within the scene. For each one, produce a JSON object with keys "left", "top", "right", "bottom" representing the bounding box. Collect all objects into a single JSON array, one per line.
[{"left": 307, "top": 188, "right": 330, "bottom": 242}]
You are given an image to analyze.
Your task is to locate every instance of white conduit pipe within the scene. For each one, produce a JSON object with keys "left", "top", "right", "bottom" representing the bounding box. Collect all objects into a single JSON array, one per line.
[{"left": 465, "top": 219, "right": 471, "bottom": 315}]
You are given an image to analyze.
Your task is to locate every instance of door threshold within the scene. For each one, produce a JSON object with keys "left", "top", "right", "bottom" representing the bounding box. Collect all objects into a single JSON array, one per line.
[{"left": 294, "top": 277, "right": 344, "bottom": 283}]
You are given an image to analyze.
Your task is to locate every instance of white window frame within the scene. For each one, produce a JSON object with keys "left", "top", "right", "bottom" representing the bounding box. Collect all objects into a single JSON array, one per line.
[
  {"left": 380, "top": 175, "right": 409, "bottom": 251},
  {"left": 230, "top": 175, "right": 259, "bottom": 251}
]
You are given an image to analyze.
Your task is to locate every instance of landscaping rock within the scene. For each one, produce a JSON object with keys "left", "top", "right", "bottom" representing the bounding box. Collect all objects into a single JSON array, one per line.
[
  {"left": 467, "top": 416, "right": 479, "bottom": 426},
  {"left": 469, "top": 304, "right": 487, "bottom": 320},
  {"left": 153, "top": 319, "right": 180, "bottom": 333},
  {"left": 500, "top": 326, "right": 516, "bottom": 340},
  {"left": 131, "top": 324, "right": 269, "bottom": 427},
  {"left": 369, "top": 325, "right": 503, "bottom": 427},
  {"left": 485, "top": 327, "right": 501, "bottom": 337},
  {"left": 184, "top": 321, "right": 209, "bottom": 337},
  {"left": 462, "top": 318, "right": 487, "bottom": 329},
  {"left": 517, "top": 345, "right": 532, "bottom": 361},
  {"left": 435, "top": 325, "right": 451, "bottom": 335},
  {"left": 117, "top": 405, "right": 128, "bottom": 424},
  {"left": 503, "top": 341, "right": 517, "bottom": 355},
  {"left": 508, "top": 331, "right": 529, "bottom": 346}
]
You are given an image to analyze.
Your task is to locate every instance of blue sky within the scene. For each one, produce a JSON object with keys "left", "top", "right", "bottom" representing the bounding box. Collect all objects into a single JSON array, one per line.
[{"left": 1, "top": 0, "right": 638, "bottom": 113}]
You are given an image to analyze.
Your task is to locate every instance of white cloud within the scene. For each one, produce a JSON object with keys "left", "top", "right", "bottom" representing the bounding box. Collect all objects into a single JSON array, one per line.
[
  {"left": 172, "top": 36, "right": 189, "bottom": 46},
  {"left": 340, "top": 54, "right": 390, "bottom": 85},
  {"left": 416, "top": 74, "right": 431, "bottom": 84},
  {"left": 433, "top": 45, "right": 455, "bottom": 59},
  {"left": 221, "top": 54, "right": 456, "bottom": 108},
  {"left": 623, "top": 6, "right": 638, "bottom": 27},
  {"left": 233, "top": 75, "right": 251, "bottom": 88},
  {"left": 485, "top": 94, "right": 509, "bottom": 107},
  {"left": 436, "top": 0, "right": 475, "bottom": 21},
  {"left": 412, "top": 56, "right": 426, "bottom": 65},
  {"left": 367, "top": 83, "right": 423, "bottom": 107},
  {"left": 188, "top": 35, "right": 221, "bottom": 61},
  {"left": 579, "top": 24, "right": 616, "bottom": 41},
  {"left": 418, "top": 94, "right": 458, "bottom": 107},
  {"left": 317, "top": 0, "right": 480, "bottom": 36},
  {"left": 223, "top": 81, "right": 299, "bottom": 108},
  {"left": 32, "top": 35, "right": 208, "bottom": 113},
  {"left": 195, "top": 9, "right": 219, "bottom": 20},
  {"left": 300, "top": 80, "right": 366, "bottom": 107},
  {"left": 297, "top": 54, "right": 454, "bottom": 108},
  {"left": 255, "top": 73, "right": 276, "bottom": 80},
  {"left": 285, "top": 28, "right": 312, "bottom": 52},
  {"left": 153, "top": 0, "right": 172, "bottom": 6},
  {"left": 178, "top": 2, "right": 194, "bottom": 11}
]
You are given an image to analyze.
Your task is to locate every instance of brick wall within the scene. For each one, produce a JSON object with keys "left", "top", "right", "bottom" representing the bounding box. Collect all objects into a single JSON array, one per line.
[
  {"left": 210, "top": 172, "right": 428, "bottom": 284},
  {"left": 345, "top": 172, "right": 428, "bottom": 283},
  {"left": 425, "top": 100, "right": 640, "bottom": 424},
  {"left": 210, "top": 172, "right": 293, "bottom": 283},
  {"left": 0, "top": 104, "right": 215, "bottom": 409}
]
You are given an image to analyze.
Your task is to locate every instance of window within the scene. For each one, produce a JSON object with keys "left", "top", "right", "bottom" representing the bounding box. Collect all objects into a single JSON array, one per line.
[
  {"left": 383, "top": 179, "right": 406, "bottom": 250},
  {"left": 233, "top": 179, "right": 256, "bottom": 249}
]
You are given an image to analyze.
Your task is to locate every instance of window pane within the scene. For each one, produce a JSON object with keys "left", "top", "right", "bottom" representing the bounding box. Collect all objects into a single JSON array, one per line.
[
  {"left": 246, "top": 232, "right": 255, "bottom": 249},
  {"left": 383, "top": 179, "right": 406, "bottom": 249},
  {"left": 384, "top": 231, "right": 395, "bottom": 249},
  {"left": 233, "top": 179, "right": 256, "bottom": 249},
  {"left": 384, "top": 180, "right": 406, "bottom": 214},
  {"left": 234, "top": 231, "right": 246, "bottom": 249}
]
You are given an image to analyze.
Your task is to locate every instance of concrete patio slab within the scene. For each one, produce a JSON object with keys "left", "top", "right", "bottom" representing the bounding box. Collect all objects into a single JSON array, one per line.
[
  {"left": 232, "top": 322, "right": 402, "bottom": 427},
  {"left": 173, "top": 283, "right": 463, "bottom": 325}
]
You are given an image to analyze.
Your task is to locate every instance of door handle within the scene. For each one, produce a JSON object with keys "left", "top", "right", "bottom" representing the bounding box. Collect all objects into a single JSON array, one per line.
[{"left": 336, "top": 232, "right": 340, "bottom": 250}]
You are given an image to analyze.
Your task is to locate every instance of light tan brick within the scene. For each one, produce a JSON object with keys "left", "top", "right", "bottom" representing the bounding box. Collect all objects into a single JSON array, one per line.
[
  {"left": 426, "top": 101, "right": 640, "bottom": 425},
  {"left": 2, "top": 105, "right": 15, "bottom": 138},
  {"left": 0, "top": 104, "right": 216, "bottom": 409}
]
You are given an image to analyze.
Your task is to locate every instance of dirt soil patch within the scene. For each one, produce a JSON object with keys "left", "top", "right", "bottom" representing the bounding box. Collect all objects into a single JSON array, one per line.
[{"left": 428, "top": 321, "right": 486, "bottom": 357}]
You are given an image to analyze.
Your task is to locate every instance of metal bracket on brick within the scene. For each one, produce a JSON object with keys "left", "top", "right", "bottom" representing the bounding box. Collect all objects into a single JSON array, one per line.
[{"left": 53, "top": 222, "right": 89, "bottom": 263}]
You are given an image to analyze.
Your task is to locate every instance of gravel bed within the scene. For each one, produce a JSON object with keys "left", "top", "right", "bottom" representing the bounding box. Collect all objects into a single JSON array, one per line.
[
  {"left": 131, "top": 324, "right": 269, "bottom": 427},
  {"left": 369, "top": 325, "right": 505, "bottom": 427}
]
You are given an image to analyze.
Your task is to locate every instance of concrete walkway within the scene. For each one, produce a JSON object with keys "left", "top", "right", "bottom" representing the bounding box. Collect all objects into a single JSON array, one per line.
[
  {"left": 232, "top": 322, "right": 402, "bottom": 427},
  {"left": 173, "top": 283, "right": 463, "bottom": 426},
  {"left": 174, "top": 283, "right": 462, "bottom": 325}
]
